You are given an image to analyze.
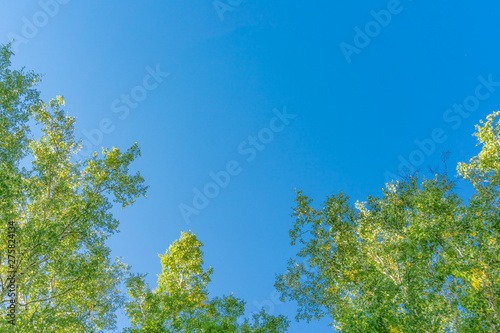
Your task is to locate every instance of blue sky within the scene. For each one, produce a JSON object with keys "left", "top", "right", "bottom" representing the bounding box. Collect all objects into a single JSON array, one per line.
[{"left": 2, "top": 0, "right": 500, "bottom": 331}]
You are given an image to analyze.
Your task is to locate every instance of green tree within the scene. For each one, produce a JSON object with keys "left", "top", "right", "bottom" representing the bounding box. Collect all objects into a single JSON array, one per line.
[
  {"left": 0, "top": 43, "right": 148, "bottom": 332},
  {"left": 276, "top": 112, "right": 500, "bottom": 332},
  {"left": 124, "top": 231, "right": 290, "bottom": 332}
]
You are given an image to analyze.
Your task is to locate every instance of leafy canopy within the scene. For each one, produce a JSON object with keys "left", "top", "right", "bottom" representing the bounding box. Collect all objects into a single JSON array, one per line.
[
  {"left": 0, "top": 43, "right": 147, "bottom": 332},
  {"left": 276, "top": 111, "right": 500, "bottom": 332},
  {"left": 124, "top": 231, "right": 290, "bottom": 333},
  {"left": 0, "top": 42, "right": 289, "bottom": 333}
]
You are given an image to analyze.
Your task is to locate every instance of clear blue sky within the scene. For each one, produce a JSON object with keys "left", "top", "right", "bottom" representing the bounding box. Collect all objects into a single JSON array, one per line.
[{"left": 2, "top": 1, "right": 500, "bottom": 332}]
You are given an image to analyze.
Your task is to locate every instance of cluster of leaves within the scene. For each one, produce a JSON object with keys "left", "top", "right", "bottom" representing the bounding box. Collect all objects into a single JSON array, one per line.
[
  {"left": 276, "top": 112, "right": 500, "bottom": 332},
  {"left": 124, "top": 232, "right": 289, "bottom": 332},
  {"left": 0, "top": 43, "right": 147, "bottom": 332}
]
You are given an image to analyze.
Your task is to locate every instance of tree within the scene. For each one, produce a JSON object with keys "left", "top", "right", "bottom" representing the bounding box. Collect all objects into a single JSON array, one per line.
[
  {"left": 0, "top": 43, "right": 148, "bottom": 332},
  {"left": 276, "top": 111, "right": 500, "bottom": 332},
  {"left": 124, "top": 231, "right": 290, "bottom": 332}
]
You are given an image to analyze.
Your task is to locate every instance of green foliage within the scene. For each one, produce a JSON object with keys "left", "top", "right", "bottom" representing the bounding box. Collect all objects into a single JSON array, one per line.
[
  {"left": 0, "top": 44, "right": 148, "bottom": 332},
  {"left": 276, "top": 112, "right": 500, "bottom": 332},
  {"left": 124, "top": 232, "right": 290, "bottom": 332},
  {"left": 0, "top": 42, "right": 287, "bottom": 332}
]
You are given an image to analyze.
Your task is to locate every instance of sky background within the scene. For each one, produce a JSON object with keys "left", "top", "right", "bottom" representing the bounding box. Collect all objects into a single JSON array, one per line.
[{"left": 2, "top": 1, "right": 500, "bottom": 332}]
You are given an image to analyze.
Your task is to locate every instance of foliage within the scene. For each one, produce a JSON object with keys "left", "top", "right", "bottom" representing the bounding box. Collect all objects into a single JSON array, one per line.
[
  {"left": 276, "top": 112, "right": 500, "bottom": 332},
  {"left": 0, "top": 43, "right": 148, "bottom": 332},
  {"left": 124, "top": 231, "right": 290, "bottom": 332},
  {"left": 0, "top": 42, "right": 287, "bottom": 333}
]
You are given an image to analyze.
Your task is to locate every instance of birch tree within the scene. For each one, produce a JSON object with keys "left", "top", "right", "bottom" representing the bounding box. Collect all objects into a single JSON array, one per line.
[
  {"left": 124, "top": 232, "right": 290, "bottom": 332},
  {"left": 276, "top": 112, "right": 500, "bottom": 332},
  {"left": 0, "top": 43, "right": 148, "bottom": 332}
]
